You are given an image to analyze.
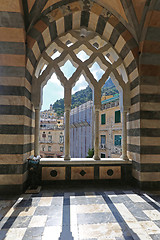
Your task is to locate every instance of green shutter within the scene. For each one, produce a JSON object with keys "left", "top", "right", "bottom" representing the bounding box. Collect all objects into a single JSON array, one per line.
[
  {"left": 101, "top": 153, "right": 106, "bottom": 158},
  {"left": 101, "top": 114, "right": 106, "bottom": 124},
  {"left": 115, "top": 110, "right": 121, "bottom": 123},
  {"left": 114, "top": 135, "right": 121, "bottom": 146}
]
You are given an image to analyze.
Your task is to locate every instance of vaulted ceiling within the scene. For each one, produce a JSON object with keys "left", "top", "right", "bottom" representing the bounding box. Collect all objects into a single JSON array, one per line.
[{"left": 23, "top": 0, "right": 152, "bottom": 43}]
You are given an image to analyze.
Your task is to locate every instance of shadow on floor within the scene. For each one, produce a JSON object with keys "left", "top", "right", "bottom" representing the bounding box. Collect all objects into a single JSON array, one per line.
[{"left": 59, "top": 197, "right": 74, "bottom": 240}]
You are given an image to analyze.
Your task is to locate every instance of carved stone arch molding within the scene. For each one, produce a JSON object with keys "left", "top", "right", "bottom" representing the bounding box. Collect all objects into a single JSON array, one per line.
[
  {"left": 32, "top": 28, "right": 130, "bottom": 110},
  {"left": 26, "top": 0, "right": 139, "bottom": 108},
  {"left": 26, "top": 0, "right": 139, "bottom": 160}
]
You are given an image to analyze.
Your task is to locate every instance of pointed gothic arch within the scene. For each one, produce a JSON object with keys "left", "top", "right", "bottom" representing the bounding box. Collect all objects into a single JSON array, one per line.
[{"left": 30, "top": 26, "right": 133, "bottom": 160}]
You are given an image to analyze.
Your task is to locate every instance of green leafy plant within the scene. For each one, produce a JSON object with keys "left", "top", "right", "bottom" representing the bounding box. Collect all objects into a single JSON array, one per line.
[{"left": 86, "top": 148, "right": 94, "bottom": 158}]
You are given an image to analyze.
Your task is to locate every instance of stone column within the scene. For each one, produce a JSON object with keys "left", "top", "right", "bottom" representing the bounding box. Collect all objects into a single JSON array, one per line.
[
  {"left": 64, "top": 105, "right": 71, "bottom": 160},
  {"left": 121, "top": 110, "right": 129, "bottom": 160},
  {"left": 34, "top": 108, "right": 40, "bottom": 157},
  {"left": 93, "top": 106, "right": 100, "bottom": 160}
]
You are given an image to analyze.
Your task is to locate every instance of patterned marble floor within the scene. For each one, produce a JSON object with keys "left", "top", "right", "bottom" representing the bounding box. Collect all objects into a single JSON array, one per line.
[{"left": 0, "top": 187, "right": 160, "bottom": 240}]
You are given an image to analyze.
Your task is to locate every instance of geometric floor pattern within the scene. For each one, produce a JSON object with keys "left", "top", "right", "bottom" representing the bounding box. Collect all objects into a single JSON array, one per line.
[{"left": 0, "top": 188, "right": 160, "bottom": 240}]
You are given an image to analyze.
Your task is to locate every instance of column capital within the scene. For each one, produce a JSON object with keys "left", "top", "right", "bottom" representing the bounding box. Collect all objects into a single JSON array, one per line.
[{"left": 34, "top": 107, "right": 41, "bottom": 110}]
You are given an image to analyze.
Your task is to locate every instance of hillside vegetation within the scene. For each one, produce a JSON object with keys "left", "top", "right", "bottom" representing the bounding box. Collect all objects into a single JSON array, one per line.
[{"left": 52, "top": 78, "right": 118, "bottom": 116}]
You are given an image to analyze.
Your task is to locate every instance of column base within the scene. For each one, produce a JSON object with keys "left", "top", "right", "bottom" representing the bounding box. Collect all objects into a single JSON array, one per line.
[
  {"left": 120, "top": 155, "right": 129, "bottom": 161},
  {"left": 64, "top": 155, "right": 71, "bottom": 160},
  {"left": 93, "top": 155, "right": 100, "bottom": 160}
]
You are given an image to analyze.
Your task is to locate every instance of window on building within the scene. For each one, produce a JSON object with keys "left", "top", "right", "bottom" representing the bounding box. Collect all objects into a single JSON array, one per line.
[
  {"left": 48, "top": 146, "right": 51, "bottom": 152},
  {"left": 101, "top": 153, "right": 105, "bottom": 158},
  {"left": 60, "top": 147, "right": 64, "bottom": 152},
  {"left": 114, "top": 135, "right": 121, "bottom": 146},
  {"left": 48, "top": 135, "right": 52, "bottom": 142},
  {"left": 115, "top": 110, "right": 121, "bottom": 123},
  {"left": 101, "top": 135, "right": 106, "bottom": 144},
  {"left": 42, "top": 146, "right": 45, "bottom": 151},
  {"left": 101, "top": 114, "right": 106, "bottom": 124},
  {"left": 100, "top": 135, "right": 106, "bottom": 149},
  {"left": 42, "top": 132, "right": 46, "bottom": 138},
  {"left": 59, "top": 135, "right": 64, "bottom": 144}
]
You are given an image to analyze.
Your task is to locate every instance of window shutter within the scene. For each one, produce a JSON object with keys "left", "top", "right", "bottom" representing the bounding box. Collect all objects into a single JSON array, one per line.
[
  {"left": 101, "top": 114, "right": 106, "bottom": 124},
  {"left": 114, "top": 135, "right": 121, "bottom": 146},
  {"left": 115, "top": 110, "right": 121, "bottom": 123}
]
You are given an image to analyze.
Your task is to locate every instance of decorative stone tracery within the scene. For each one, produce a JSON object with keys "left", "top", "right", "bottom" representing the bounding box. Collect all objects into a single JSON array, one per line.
[{"left": 32, "top": 28, "right": 130, "bottom": 160}]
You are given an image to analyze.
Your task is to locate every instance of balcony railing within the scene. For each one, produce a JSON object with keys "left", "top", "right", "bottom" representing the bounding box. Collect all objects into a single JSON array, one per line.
[
  {"left": 111, "top": 147, "right": 122, "bottom": 155},
  {"left": 39, "top": 140, "right": 64, "bottom": 144},
  {"left": 39, "top": 140, "right": 53, "bottom": 143},
  {"left": 99, "top": 143, "right": 106, "bottom": 149}
]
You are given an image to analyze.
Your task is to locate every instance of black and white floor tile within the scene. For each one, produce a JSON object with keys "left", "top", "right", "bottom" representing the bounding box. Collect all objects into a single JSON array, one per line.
[{"left": 0, "top": 188, "right": 160, "bottom": 239}]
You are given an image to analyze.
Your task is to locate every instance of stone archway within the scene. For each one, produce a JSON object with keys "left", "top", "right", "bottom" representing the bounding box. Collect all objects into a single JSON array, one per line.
[
  {"left": 26, "top": 1, "right": 139, "bottom": 162},
  {"left": 0, "top": 0, "right": 160, "bottom": 192},
  {"left": 31, "top": 28, "right": 131, "bottom": 160}
]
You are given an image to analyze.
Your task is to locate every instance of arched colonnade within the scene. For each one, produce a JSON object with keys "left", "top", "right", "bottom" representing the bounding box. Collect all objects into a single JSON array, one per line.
[{"left": 31, "top": 28, "right": 131, "bottom": 160}]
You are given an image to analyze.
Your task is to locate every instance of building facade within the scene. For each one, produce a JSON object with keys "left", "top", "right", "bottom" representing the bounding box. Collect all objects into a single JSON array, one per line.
[
  {"left": 39, "top": 119, "right": 64, "bottom": 158},
  {"left": 40, "top": 105, "right": 57, "bottom": 119},
  {"left": 39, "top": 128, "right": 64, "bottom": 158},
  {"left": 70, "top": 96, "right": 122, "bottom": 159},
  {"left": 40, "top": 118, "right": 64, "bottom": 130},
  {"left": 99, "top": 95, "right": 122, "bottom": 158}
]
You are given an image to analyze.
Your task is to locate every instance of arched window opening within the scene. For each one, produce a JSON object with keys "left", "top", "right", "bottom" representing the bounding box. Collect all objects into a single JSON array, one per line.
[
  {"left": 70, "top": 74, "right": 93, "bottom": 158},
  {"left": 100, "top": 77, "right": 122, "bottom": 158},
  {"left": 39, "top": 73, "right": 64, "bottom": 159},
  {"left": 60, "top": 60, "right": 77, "bottom": 80},
  {"left": 89, "top": 61, "right": 106, "bottom": 81},
  {"left": 32, "top": 28, "right": 130, "bottom": 161}
]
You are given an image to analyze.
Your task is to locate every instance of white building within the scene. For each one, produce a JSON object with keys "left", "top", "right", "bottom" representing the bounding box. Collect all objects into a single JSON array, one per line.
[{"left": 70, "top": 101, "right": 93, "bottom": 158}]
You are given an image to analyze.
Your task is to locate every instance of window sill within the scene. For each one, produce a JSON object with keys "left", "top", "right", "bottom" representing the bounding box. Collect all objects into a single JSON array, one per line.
[{"left": 40, "top": 158, "right": 132, "bottom": 165}]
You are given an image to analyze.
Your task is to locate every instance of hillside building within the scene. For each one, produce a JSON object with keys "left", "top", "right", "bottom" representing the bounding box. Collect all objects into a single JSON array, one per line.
[
  {"left": 39, "top": 119, "right": 64, "bottom": 158},
  {"left": 39, "top": 128, "right": 64, "bottom": 158},
  {"left": 40, "top": 107, "right": 57, "bottom": 119},
  {"left": 40, "top": 117, "right": 64, "bottom": 130}
]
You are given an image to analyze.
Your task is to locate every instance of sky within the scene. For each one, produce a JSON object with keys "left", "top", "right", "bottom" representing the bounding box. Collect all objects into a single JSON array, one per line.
[{"left": 41, "top": 51, "right": 108, "bottom": 111}]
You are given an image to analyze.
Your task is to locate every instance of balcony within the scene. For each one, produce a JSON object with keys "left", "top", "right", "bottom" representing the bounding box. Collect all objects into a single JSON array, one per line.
[
  {"left": 112, "top": 147, "right": 122, "bottom": 155},
  {"left": 99, "top": 143, "right": 106, "bottom": 149},
  {"left": 39, "top": 140, "right": 53, "bottom": 143}
]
